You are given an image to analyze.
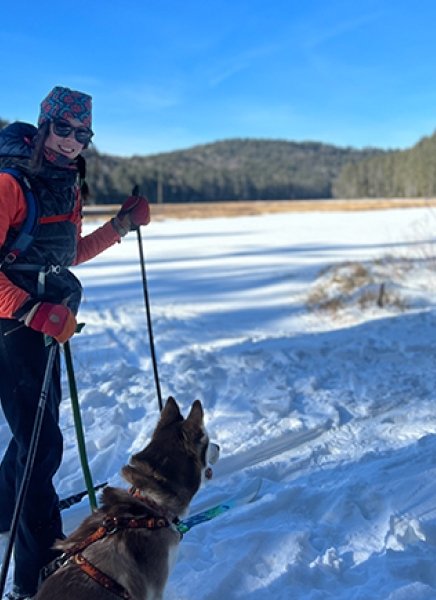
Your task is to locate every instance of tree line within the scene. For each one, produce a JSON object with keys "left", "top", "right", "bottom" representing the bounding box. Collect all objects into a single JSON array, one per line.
[
  {"left": 333, "top": 132, "right": 436, "bottom": 198},
  {"left": 83, "top": 139, "right": 382, "bottom": 204},
  {"left": 3, "top": 117, "right": 436, "bottom": 201}
]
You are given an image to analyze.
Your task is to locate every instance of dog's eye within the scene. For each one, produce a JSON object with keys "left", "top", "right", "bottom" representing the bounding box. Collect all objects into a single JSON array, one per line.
[
  {"left": 195, "top": 432, "right": 207, "bottom": 445},
  {"left": 194, "top": 433, "right": 206, "bottom": 445}
]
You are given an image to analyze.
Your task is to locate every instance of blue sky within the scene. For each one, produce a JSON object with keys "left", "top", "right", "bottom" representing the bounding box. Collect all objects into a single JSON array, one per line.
[{"left": 2, "top": 0, "right": 436, "bottom": 156}]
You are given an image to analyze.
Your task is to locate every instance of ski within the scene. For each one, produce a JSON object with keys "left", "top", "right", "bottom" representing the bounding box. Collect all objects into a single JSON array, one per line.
[
  {"left": 59, "top": 482, "right": 107, "bottom": 511},
  {"left": 177, "top": 478, "right": 262, "bottom": 534},
  {"left": 59, "top": 478, "right": 261, "bottom": 533}
]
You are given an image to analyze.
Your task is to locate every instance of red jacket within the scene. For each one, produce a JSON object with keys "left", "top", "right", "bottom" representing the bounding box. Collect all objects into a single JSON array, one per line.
[{"left": 0, "top": 172, "right": 121, "bottom": 318}]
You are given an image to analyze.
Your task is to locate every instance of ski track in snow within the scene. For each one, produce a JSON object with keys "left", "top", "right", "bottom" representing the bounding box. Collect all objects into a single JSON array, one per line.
[{"left": 2, "top": 208, "right": 436, "bottom": 598}]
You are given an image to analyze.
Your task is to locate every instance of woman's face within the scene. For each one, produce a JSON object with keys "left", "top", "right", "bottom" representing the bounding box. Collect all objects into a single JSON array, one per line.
[{"left": 44, "top": 117, "right": 88, "bottom": 159}]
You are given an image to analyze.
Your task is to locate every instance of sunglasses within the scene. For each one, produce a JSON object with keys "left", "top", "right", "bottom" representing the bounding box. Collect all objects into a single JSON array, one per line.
[{"left": 51, "top": 119, "right": 94, "bottom": 145}]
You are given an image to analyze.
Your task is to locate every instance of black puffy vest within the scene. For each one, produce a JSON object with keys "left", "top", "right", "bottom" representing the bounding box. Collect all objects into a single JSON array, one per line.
[{"left": 0, "top": 122, "right": 83, "bottom": 313}]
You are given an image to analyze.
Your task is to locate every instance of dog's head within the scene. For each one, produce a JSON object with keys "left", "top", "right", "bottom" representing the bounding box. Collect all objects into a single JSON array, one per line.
[{"left": 122, "top": 397, "right": 219, "bottom": 514}]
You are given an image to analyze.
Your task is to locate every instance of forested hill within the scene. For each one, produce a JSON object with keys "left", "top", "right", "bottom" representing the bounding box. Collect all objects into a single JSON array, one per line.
[
  {"left": 334, "top": 131, "right": 436, "bottom": 198},
  {"left": 84, "top": 139, "right": 383, "bottom": 204},
  {"left": 5, "top": 118, "right": 436, "bottom": 202},
  {"left": 0, "top": 118, "right": 386, "bottom": 202}
]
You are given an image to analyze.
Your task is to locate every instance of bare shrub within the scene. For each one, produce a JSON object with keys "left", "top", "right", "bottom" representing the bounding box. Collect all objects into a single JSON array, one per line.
[{"left": 307, "top": 259, "right": 409, "bottom": 317}]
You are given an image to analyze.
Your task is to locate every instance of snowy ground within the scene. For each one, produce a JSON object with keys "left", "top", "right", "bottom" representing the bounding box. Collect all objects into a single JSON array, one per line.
[{"left": 2, "top": 206, "right": 436, "bottom": 599}]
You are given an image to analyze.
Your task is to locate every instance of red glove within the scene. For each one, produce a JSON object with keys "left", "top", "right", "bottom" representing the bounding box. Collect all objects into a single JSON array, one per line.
[
  {"left": 117, "top": 196, "right": 150, "bottom": 231},
  {"left": 23, "top": 302, "right": 77, "bottom": 343}
]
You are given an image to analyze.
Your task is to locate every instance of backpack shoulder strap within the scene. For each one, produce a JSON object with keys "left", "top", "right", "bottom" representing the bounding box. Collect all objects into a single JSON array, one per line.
[{"left": 0, "top": 167, "right": 40, "bottom": 265}]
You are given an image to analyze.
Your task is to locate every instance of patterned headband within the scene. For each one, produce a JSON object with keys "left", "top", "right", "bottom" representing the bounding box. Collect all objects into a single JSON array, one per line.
[{"left": 38, "top": 86, "right": 92, "bottom": 128}]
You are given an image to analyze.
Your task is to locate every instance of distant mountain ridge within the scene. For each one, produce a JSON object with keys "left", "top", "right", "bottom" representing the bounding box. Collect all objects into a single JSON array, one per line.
[
  {"left": 84, "top": 138, "right": 384, "bottom": 204},
  {"left": 4, "top": 117, "right": 435, "bottom": 202}
]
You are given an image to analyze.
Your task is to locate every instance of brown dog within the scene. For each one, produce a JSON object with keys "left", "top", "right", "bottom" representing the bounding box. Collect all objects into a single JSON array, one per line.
[{"left": 35, "top": 397, "right": 219, "bottom": 600}]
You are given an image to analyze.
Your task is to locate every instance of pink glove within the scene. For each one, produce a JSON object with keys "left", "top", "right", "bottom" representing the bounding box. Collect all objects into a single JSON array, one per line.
[
  {"left": 23, "top": 302, "right": 77, "bottom": 343},
  {"left": 117, "top": 196, "right": 150, "bottom": 231}
]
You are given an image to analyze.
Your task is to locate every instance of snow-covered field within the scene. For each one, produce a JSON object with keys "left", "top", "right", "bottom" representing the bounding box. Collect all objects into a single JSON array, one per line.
[{"left": 3, "top": 206, "right": 436, "bottom": 599}]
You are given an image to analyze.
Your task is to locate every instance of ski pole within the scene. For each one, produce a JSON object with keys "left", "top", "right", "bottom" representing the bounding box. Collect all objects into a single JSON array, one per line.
[
  {"left": 59, "top": 481, "right": 107, "bottom": 511},
  {"left": 0, "top": 340, "right": 58, "bottom": 599},
  {"left": 132, "top": 184, "right": 163, "bottom": 412},
  {"left": 63, "top": 340, "right": 97, "bottom": 511}
]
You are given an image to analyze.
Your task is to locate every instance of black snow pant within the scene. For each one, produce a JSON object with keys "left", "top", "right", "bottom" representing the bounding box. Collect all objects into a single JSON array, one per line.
[{"left": 0, "top": 318, "right": 63, "bottom": 597}]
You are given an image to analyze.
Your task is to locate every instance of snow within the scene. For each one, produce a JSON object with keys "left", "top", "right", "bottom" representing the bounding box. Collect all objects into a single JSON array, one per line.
[{"left": 3, "top": 205, "right": 436, "bottom": 598}]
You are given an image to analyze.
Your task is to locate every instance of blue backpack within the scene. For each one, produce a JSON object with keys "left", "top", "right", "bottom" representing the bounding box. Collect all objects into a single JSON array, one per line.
[{"left": 0, "top": 167, "right": 39, "bottom": 265}]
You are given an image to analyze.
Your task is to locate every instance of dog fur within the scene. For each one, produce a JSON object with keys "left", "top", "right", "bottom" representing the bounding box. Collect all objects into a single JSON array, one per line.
[{"left": 34, "top": 397, "right": 219, "bottom": 600}]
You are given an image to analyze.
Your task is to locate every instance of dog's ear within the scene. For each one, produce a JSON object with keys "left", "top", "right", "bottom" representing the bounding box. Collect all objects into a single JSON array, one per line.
[
  {"left": 185, "top": 400, "right": 204, "bottom": 428},
  {"left": 157, "top": 396, "right": 183, "bottom": 428}
]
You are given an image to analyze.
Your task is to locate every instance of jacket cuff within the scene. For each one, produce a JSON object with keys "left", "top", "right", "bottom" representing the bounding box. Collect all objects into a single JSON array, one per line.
[
  {"left": 12, "top": 297, "right": 38, "bottom": 320},
  {"left": 111, "top": 217, "right": 130, "bottom": 237}
]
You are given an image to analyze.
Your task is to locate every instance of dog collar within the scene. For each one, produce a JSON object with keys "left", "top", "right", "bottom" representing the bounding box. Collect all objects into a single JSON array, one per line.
[
  {"left": 129, "top": 486, "right": 174, "bottom": 518},
  {"left": 129, "top": 486, "right": 183, "bottom": 540}
]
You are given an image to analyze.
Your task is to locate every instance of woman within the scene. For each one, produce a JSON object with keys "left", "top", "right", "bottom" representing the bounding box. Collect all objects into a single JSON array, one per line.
[{"left": 0, "top": 86, "right": 150, "bottom": 599}]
